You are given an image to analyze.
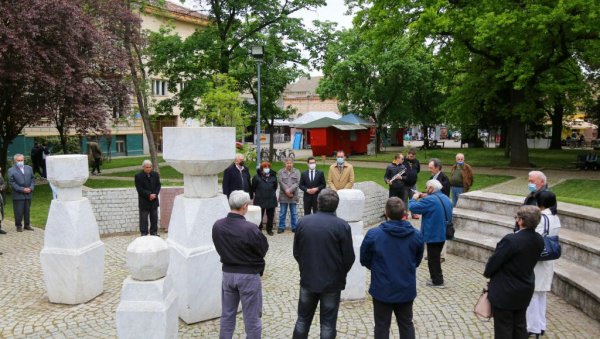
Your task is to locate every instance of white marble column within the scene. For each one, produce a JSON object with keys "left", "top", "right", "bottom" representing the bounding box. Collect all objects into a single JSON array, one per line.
[
  {"left": 40, "top": 155, "right": 105, "bottom": 304},
  {"left": 163, "top": 127, "right": 235, "bottom": 324},
  {"left": 336, "top": 189, "right": 367, "bottom": 301},
  {"left": 116, "top": 236, "right": 178, "bottom": 339}
]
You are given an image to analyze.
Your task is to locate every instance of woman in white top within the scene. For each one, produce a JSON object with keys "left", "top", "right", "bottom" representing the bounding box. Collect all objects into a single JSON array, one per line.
[{"left": 527, "top": 191, "right": 561, "bottom": 337}]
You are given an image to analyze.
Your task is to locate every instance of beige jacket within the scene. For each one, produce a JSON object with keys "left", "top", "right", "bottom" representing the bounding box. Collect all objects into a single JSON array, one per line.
[{"left": 327, "top": 162, "right": 354, "bottom": 191}]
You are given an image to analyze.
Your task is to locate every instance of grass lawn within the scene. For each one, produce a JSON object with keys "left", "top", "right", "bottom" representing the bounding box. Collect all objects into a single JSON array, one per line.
[
  {"left": 550, "top": 179, "right": 600, "bottom": 209},
  {"left": 101, "top": 155, "right": 165, "bottom": 170},
  {"left": 350, "top": 148, "right": 585, "bottom": 169},
  {"left": 3, "top": 184, "right": 53, "bottom": 228}
]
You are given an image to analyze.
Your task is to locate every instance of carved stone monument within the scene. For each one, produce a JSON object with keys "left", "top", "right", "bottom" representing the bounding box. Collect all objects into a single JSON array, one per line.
[
  {"left": 336, "top": 189, "right": 366, "bottom": 300},
  {"left": 246, "top": 205, "right": 262, "bottom": 227},
  {"left": 40, "top": 154, "right": 105, "bottom": 304},
  {"left": 116, "top": 236, "right": 178, "bottom": 339},
  {"left": 163, "top": 127, "right": 235, "bottom": 323}
]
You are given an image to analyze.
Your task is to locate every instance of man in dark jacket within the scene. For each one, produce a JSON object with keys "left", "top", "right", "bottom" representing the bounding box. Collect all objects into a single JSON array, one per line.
[
  {"left": 428, "top": 158, "right": 450, "bottom": 197},
  {"left": 30, "top": 143, "right": 44, "bottom": 177},
  {"left": 361, "top": 197, "right": 424, "bottom": 339},
  {"left": 8, "top": 154, "right": 35, "bottom": 232},
  {"left": 484, "top": 205, "right": 544, "bottom": 339},
  {"left": 292, "top": 189, "right": 355, "bottom": 339},
  {"left": 384, "top": 153, "right": 414, "bottom": 203},
  {"left": 222, "top": 153, "right": 252, "bottom": 198},
  {"left": 213, "top": 190, "right": 269, "bottom": 339},
  {"left": 134, "top": 160, "right": 162, "bottom": 236},
  {"left": 524, "top": 171, "right": 548, "bottom": 206},
  {"left": 299, "top": 157, "right": 326, "bottom": 215}
]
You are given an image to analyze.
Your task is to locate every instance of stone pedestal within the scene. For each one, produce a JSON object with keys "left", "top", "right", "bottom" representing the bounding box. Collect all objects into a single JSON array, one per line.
[
  {"left": 40, "top": 155, "right": 105, "bottom": 304},
  {"left": 117, "top": 236, "right": 178, "bottom": 339},
  {"left": 163, "top": 127, "right": 235, "bottom": 324},
  {"left": 246, "top": 205, "right": 262, "bottom": 227},
  {"left": 336, "top": 189, "right": 366, "bottom": 301}
]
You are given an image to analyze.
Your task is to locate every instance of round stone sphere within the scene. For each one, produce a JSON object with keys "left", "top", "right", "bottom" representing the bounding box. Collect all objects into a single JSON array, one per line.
[{"left": 126, "top": 236, "right": 170, "bottom": 281}]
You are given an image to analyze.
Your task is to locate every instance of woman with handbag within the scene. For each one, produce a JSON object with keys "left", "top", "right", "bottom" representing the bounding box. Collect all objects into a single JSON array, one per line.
[
  {"left": 527, "top": 191, "right": 561, "bottom": 338},
  {"left": 483, "top": 205, "right": 545, "bottom": 338},
  {"left": 251, "top": 162, "right": 278, "bottom": 236}
]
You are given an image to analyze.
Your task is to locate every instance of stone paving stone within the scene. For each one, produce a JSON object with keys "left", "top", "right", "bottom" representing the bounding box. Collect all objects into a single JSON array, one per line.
[{"left": 0, "top": 222, "right": 599, "bottom": 338}]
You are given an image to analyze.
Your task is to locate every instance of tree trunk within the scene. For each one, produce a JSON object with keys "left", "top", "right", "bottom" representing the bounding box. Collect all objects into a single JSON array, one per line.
[
  {"left": 508, "top": 116, "right": 530, "bottom": 167},
  {"left": 375, "top": 122, "right": 382, "bottom": 153},
  {"left": 548, "top": 103, "right": 564, "bottom": 150},
  {"left": 0, "top": 140, "right": 9, "bottom": 178}
]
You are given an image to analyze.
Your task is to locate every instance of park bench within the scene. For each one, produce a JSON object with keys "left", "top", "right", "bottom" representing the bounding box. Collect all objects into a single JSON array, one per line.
[{"left": 574, "top": 154, "right": 600, "bottom": 170}]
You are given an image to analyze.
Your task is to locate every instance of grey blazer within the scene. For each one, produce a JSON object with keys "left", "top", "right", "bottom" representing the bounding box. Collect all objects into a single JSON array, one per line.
[{"left": 8, "top": 165, "right": 35, "bottom": 200}]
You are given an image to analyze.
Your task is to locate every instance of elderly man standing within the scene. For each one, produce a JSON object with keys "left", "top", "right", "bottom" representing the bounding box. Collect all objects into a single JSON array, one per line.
[
  {"left": 222, "top": 153, "right": 252, "bottom": 198},
  {"left": 428, "top": 158, "right": 450, "bottom": 197},
  {"left": 134, "top": 160, "right": 162, "bottom": 236},
  {"left": 293, "top": 189, "right": 355, "bottom": 339},
  {"left": 449, "top": 153, "right": 474, "bottom": 207},
  {"left": 278, "top": 158, "right": 301, "bottom": 233},
  {"left": 213, "top": 190, "right": 269, "bottom": 339},
  {"left": 327, "top": 150, "right": 354, "bottom": 191},
  {"left": 8, "top": 154, "right": 35, "bottom": 232},
  {"left": 408, "top": 180, "right": 452, "bottom": 288},
  {"left": 524, "top": 171, "right": 548, "bottom": 206}
]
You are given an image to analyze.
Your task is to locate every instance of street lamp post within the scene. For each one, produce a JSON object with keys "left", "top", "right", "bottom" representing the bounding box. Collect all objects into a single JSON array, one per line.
[{"left": 251, "top": 46, "right": 264, "bottom": 167}]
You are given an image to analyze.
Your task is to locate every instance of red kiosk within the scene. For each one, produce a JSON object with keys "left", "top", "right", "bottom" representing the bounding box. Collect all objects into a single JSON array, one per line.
[{"left": 296, "top": 117, "right": 370, "bottom": 156}]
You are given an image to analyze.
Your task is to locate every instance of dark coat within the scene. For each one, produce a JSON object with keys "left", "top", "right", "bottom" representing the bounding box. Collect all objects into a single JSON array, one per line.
[
  {"left": 483, "top": 228, "right": 545, "bottom": 310},
  {"left": 293, "top": 211, "right": 355, "bottom": 293},
  {"left": 405, "top": 158, "right": 420, "bottom": 175},
  {"left": 8, "top": 165, "right": 35, "bottom": 200},
  {"left": 135, "top": 170, "right": 161, "bottom": 210},
  {"left": 222, "top": 163, "right": 252, "bottom": 198},
  {"left": 251, "top": 172, "right": 278, "bottom": 209},
  {"left": 523, "top": 187, "right": 548, "bottom": 206},
  {"left": 360, "top": 219, "right": 424, "bottom": 303},
  {"left": 212, "top": 213, "right": 269, "bottom": 275},
  {"left": 431, "top": 172, "right": 451, "bottom": 197},
  {"left": 299, "top": 169, "right": 326, "bottom": 202},
  {"left": 384, "top": 163, "right": 416, "bottom": 192}
]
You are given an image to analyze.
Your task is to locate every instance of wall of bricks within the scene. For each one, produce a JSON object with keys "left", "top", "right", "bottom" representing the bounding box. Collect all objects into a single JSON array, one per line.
[{"left": 84, "top": 181, "right": 389, "bottom": 235}]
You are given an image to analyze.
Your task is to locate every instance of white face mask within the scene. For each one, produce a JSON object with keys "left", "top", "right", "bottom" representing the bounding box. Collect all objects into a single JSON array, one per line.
[
  {"left": 17, "top": 161, "right": 25, "bottom": 168},
  {"left": 308, "top": 163, "right": 316, "bottom": 170}
]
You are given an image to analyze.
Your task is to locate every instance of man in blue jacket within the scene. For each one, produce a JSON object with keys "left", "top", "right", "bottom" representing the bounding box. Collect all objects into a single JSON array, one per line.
[
  {"left": 361, "top": 197, "right": 423, "bottom": 339},
  {"left": 408, "top": 179, "right": 452, "bottom": 288},
  {"left": 8, "top": 154, "right": 35, "bottom": 232}
]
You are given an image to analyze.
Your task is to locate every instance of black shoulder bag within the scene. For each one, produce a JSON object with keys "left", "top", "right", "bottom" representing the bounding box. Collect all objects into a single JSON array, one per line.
[{"left": 434, "top": 194, "right": 455, "bottom": 240}]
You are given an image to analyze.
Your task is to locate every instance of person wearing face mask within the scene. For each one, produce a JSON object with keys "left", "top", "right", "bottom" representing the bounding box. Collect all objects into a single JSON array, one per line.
[
  {"left": 212, "top": 190, "right": 269, "bottom": 339},
  {"left": 8, "top": 154, "right": 35, "bottom": 232},
  {"left": 327, "top": 150, "right": 354, "bottom": 191},
  {"left": 299, "top": 157, "right": 326, "bottom": 215},
  {"left": 449, "top": 153, "right": 474, "bottom": 207},
  {"left": 222, "top": 153, "right": 252, "bottom": 199},
  {"left": 523, "top": 171, "right": 548, "bottom": 206},
  {"left": 251, "top": 162, "right": 278, "bottom": 235}
]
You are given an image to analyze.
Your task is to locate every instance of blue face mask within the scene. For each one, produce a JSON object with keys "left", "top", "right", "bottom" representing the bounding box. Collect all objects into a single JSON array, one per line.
[
  {"left": 456, "top": 161, "right": 464, "bottom": 165},
  {"left": 528, "top": 183, "right": 537, "bottom": 193},
  {"left": 263, "top": 168, "right": 270, "bottom": 174},
  {"left": 336, "top": 157, "right": 344, "bottom": 165}
]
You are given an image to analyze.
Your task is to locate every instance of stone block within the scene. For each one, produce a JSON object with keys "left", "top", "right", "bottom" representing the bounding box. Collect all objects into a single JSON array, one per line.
[
  {"left": 116, "top": 276, "right": 178, "bottom": 339},
  {"left": 246, "top": 205, "right": 262, "bottom": 227},
  {"left": 342, "top": 231, "right": 366, "bottom": 301},
  {"left": 44, "top": 199, "right": 102, "bottom": 248},
  {"left": 46, "top": 155, "right": 89, "bottom": 201},
  {"left": 336, "top": 189, "right": 366, "bottom": 222},
  {"left": 126, "top": 236, "right": 170, "bottom": 281}
]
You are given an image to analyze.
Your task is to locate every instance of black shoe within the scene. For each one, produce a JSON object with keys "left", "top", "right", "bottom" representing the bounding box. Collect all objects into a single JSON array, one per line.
[
  {"left": 17, "top": 228, "right": 23, "bottom": 232},
  {"left": 24, "top": 226, "right": 34, "bottom": 231},
  {"left": 267, "top": 231, "right": 274, "bottom": 236},
  {"left": 0, "top": 229, "right": 6, "bottom": 234},
  {"left": 277, "top": 229, "right": 284, "bottom": 234},
  {"left": 150, "top": 233, "right": 160, "bottom": 237}
]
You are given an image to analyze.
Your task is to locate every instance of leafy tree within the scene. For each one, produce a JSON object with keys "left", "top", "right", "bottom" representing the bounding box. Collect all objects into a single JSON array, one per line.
[{"left": 201, "top": 73, "right": 249, "bottom": 139}]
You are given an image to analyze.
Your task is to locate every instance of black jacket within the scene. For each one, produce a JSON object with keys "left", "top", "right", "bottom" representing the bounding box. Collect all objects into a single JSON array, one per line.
[
  {"left": 135, "top": 171, "right": 161, "bottom": 210},
  {"left": 222, "top": 163, "right": 252, "bottom": 198},
  {"left": 251, "top": 172, "right": 278, "bottom": 209},
  {"left": 523, "top": 187, "right": 548, "bottom": 206},
  {"left": 483, "top": 228, "right": 545, "bottom": 310},
  {"left": 212, "top": 213, "right": 269, "bottom": 275},
  {"left": 405, "top": 158, "right": 420, "bottom": 175},
  {"left": 384, "top": 163, "right": 414, "bottom": 191},
  {"left": 299, "top": 169, "right": 326, "bottom": 201},
  {"left": 293, "top": 211, "right": 355, "bottom": 293},
  {"left": 431, "top": 172, "right": 451, "bottom": 197}
]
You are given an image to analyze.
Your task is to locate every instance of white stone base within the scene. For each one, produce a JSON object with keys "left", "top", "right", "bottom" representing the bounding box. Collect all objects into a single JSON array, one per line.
[
  {"left": 40, "top": 241, "right": 105, "bottom": 304},
  {"left": 342, "top": 221, "right": 366, "bottom": 301},
  {"left": 167, "top": 241, "right": 222, "bottom": 324},
  {"left": 116, "top": 276, "right": 178, "bottom": 339}
]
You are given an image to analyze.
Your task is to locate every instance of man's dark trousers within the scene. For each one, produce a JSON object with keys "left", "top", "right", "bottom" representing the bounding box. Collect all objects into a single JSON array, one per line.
[
  {"left": 13, "top": 200, "right": 31, "bottom": 229},
  {"left": 139, "top": 208, "right": 158, "bottom": 235},
  {"left": 492, "top": 306, "right": 528, "bottom": 339},
  {"left": 303, "top": 195, "right": 318, "bottom": 215},
  {"left": 373, "top": 299, "right": 415, "bottom": 339},
  {"left": 427, "top": 242, "right": 445, "bottom": 285},
  {"left": 292, "top": 287, "right": 340, "bottom": 339}
]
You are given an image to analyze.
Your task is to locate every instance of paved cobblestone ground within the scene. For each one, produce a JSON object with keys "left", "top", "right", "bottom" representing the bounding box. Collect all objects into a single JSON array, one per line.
[{"left": 1, "top": 220, "right": 598, "bottom": 338}]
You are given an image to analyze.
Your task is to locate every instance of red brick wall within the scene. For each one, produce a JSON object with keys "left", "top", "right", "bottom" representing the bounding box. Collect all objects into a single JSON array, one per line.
[{"left": 160, "top": 187, "right": 184, "bottom": 230}]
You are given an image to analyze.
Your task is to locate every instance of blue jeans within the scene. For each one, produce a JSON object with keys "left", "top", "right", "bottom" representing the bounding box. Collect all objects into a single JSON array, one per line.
[
  {"left": 451, "top": 186, "right": 463, "bottom": 207},
  {"left": 292, "top": 287, "right": 340, "bottom": 339},
  {"left": 220, "top": 272, "right": 262, "bottom": 339},
  {"left": 279, "top": 202, "right": 298, "bottom": 231}
]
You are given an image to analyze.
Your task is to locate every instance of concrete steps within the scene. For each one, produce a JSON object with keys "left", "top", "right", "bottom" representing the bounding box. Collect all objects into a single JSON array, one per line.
[{"left": 448, "top": 191, "right": 600, "bottom": 321}]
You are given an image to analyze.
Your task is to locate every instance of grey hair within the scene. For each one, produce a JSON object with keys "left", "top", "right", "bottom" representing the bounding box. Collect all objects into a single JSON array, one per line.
[
  {"left": 517, "top": 205, "right": 541, "bottom": 229},
  {"left": 426, "top": 179, "right": 443, "bottom": 192},
  {"left": 235, "top": 153, "right": 244, "bottom": 160},
  {"left": 228, "top": 190, "right": 252, "bottom": 210},
  {"left": 529, "top": 171, "right": 547, "bottom": 185},
  {"left": 13, "top": 153, "right": 24, "bottom": 161},
  {"left": 317, "top": 188, "right": 339, "bottom": 212},
  {"left": 429, "top": 158, "right": 442, "bottom": 170},
  {"left": 142, "top": 160, "right": 152, "bottom": 167},
  {"left": 283, "top": 157, "right": 294, "bottom": 163}
]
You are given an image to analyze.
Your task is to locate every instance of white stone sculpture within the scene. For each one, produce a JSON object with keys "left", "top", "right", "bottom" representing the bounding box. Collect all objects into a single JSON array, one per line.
[
  {"left": 40, "top": 155, "right": 105, "bottom": 304},
  {"left": 163, "top": 127, "right": 235, "bottom": 324},
  {"left": 336, "top": 189, "right": 367, "bottom": 301},
  {"left": 117, "top": 236, "right": 178, "bottom": 339},
  {"left": 245, "top": 205, "right": 262, "bottom": 227}
]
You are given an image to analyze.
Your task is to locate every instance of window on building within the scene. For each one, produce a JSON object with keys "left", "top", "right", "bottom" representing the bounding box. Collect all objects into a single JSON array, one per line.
[
  {"left": 115, "top": 136, "right": 126, "bottom": 154},
  {"left": 152, "top": 79, "right": 168, "bottom": 96}
]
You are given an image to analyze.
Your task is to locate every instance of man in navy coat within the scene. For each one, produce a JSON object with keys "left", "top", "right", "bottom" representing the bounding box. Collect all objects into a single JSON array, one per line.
[
  {"left": 8, "top": 154, "right": 35, "bottom": 232},
  {"left": 134, "top": 160, "right": 162, "bottom": 236}
]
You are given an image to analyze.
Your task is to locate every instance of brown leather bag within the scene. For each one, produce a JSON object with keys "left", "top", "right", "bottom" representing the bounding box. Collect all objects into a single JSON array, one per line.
[{"left": 473, "top": 285, "right": 492, "bottom": 320}]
